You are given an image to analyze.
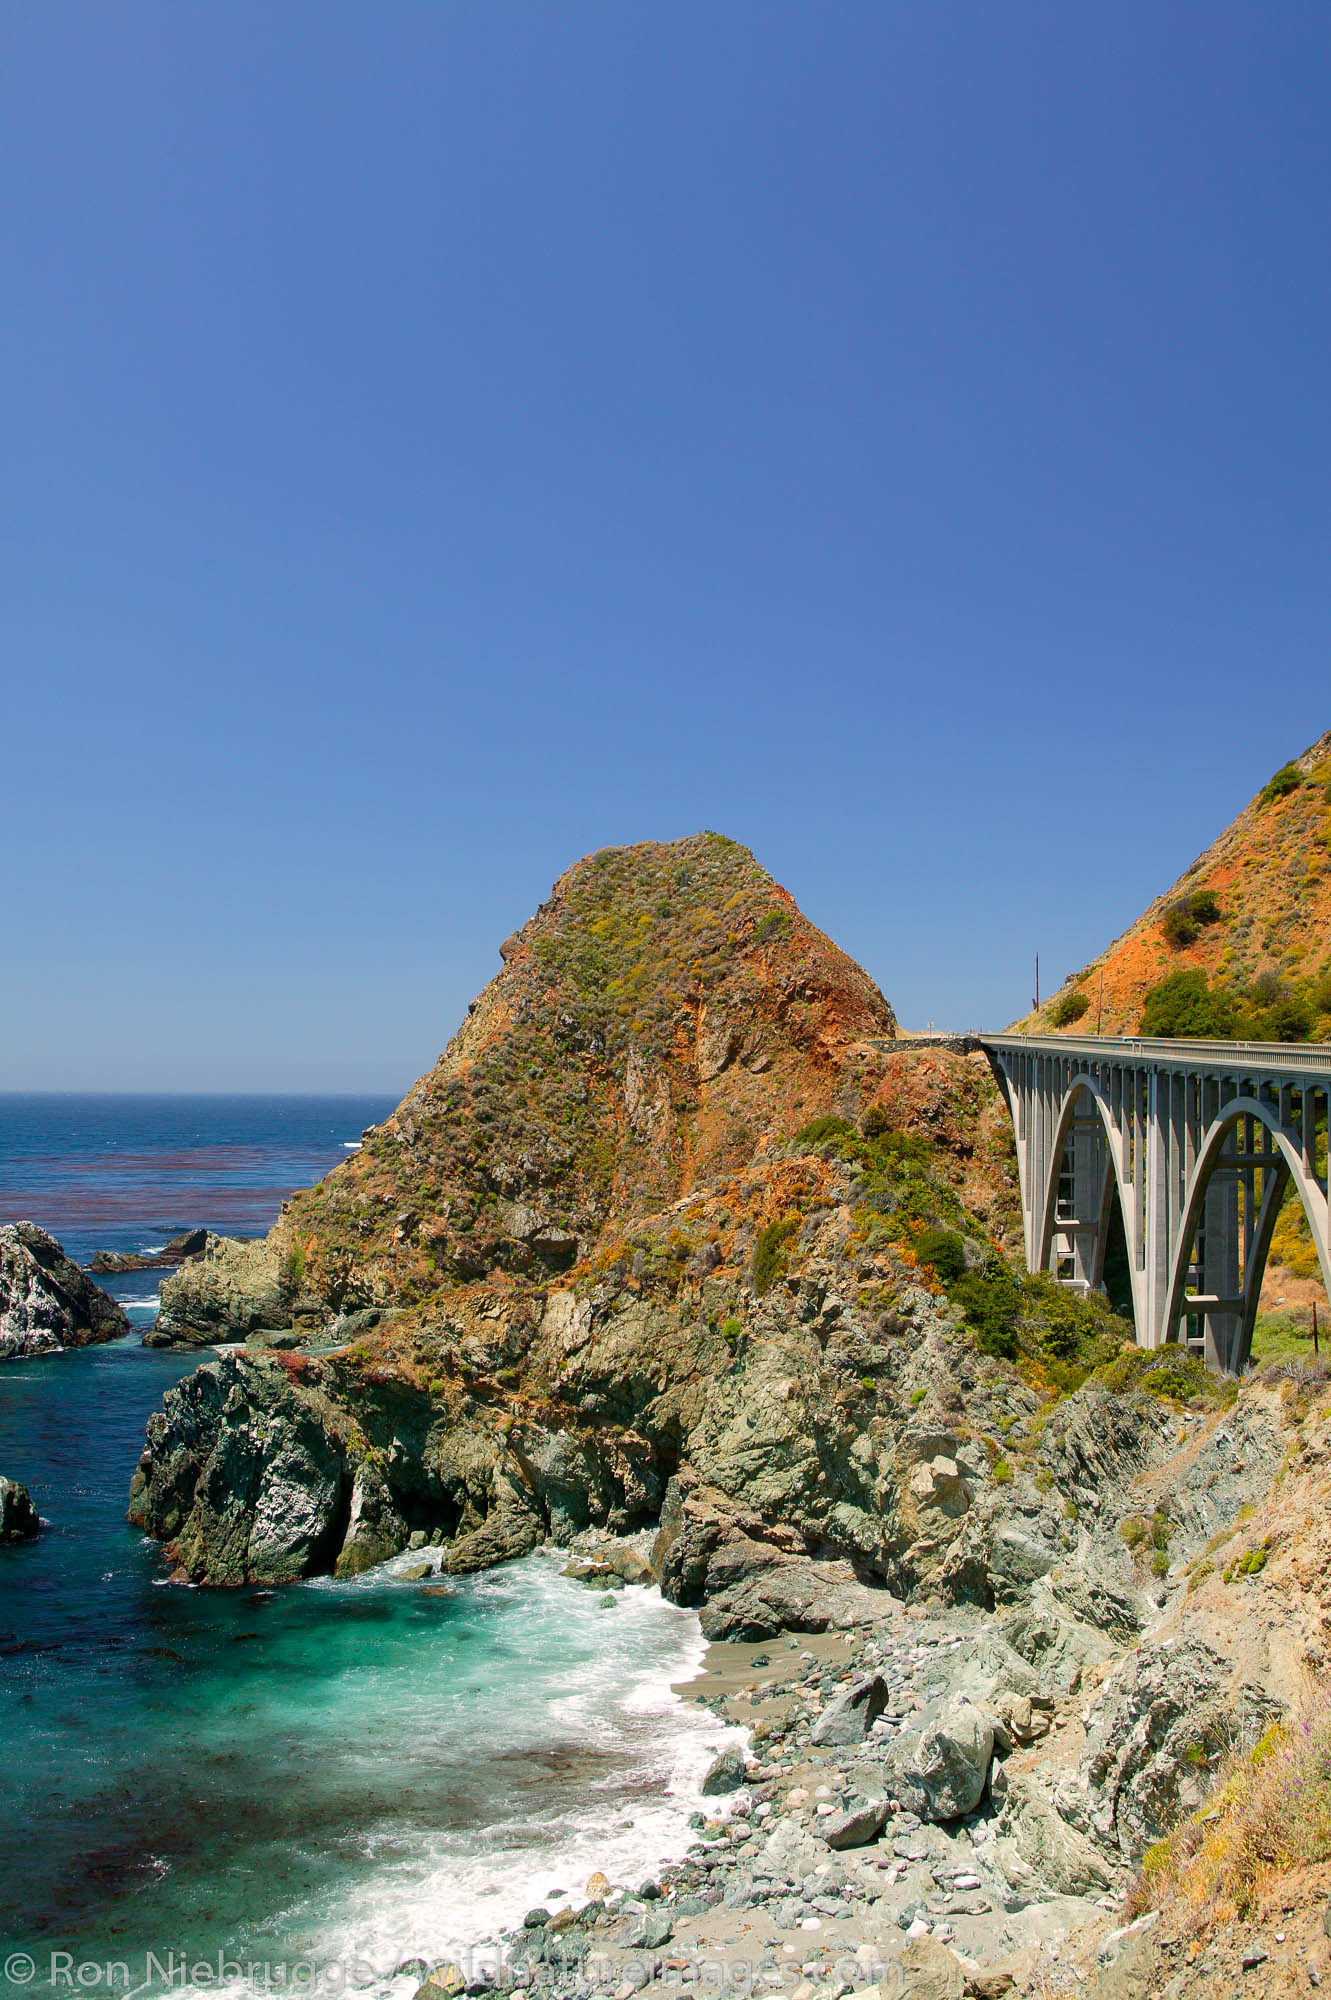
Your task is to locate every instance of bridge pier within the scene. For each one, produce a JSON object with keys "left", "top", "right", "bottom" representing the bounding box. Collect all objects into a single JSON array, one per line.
[{"left": 982, "top": 1033, "right": 1331, "bottom": 1372}]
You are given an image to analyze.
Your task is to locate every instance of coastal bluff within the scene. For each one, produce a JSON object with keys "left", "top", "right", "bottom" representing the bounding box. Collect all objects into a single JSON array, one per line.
[{"left": 121, "top": 826, "right": 1331, "bottom": 1985}]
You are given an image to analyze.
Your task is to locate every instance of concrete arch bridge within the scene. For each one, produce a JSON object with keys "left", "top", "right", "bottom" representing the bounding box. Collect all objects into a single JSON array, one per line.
[{"left": 980, "top": 1034, "right": 1331, "bottom": 1373}]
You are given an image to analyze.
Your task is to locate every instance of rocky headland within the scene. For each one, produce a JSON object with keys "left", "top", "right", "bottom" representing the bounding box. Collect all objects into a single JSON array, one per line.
[
  {"left": 122, "top": 829, "right": 1331, "bottom": 1996},
  {"left": 0, "top": 1220, "right": 129, "bottom": 1360}
]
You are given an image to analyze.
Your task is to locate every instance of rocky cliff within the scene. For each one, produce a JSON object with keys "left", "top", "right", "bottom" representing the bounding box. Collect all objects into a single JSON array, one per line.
[
  {"left": 157, "top": 833, "right": 917, "bottom": 1338},
  {"left": 135, "top": 833, "right": 1192, "bottom": 1606},
  {"left": 0, "top": 1222, "right": 129, "bottom": 1360},
  {"left": 123, "top": 829, "right": 1331, "bottom": 1987}
]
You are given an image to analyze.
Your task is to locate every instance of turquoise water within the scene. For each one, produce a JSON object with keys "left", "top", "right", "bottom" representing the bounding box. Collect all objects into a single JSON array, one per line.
[{"left": 0, "top": 1101, "right": 723, "bottom": 1998}]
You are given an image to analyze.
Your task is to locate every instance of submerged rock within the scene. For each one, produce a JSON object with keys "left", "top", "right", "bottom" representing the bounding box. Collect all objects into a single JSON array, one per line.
[
  {"left": 90, "top": 1228, "right": 208, "bottom": 1275},
  {"left": 0, "top": 1475, "right": 41, "bottom": 1542},
  {"left": 0, "top": 1222, "right": 129, "bottom": 1360}
]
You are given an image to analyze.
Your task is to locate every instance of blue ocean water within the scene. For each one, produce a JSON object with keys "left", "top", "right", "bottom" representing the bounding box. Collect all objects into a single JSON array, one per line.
[{"left": 0, "top": 1100, "right": 722, "bottom": 1998}]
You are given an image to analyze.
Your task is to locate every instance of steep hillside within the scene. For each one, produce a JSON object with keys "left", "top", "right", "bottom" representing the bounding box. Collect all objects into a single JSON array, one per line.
[
  {"left": 133, "top": 831, "right": 1091, "bottom": 1593},
  {"left": 1019, "top": 730, "right": 1331, "bottom": 1043},
  {"left": 157, "top": 832, "right": 1019, "bottom": 1341}
]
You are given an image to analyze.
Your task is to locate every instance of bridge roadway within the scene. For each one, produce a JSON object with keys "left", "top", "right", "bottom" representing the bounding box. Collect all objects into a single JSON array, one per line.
[{"left": 973, "top": 1033, "right": 1331, "bottom": 1373}]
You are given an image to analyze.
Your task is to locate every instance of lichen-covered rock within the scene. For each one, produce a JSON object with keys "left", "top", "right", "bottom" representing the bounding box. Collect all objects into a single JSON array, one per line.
[
  {"left": 127, "top": 1354, "right": 355, "bottom": 1583},
  {"left": 810, "top": 1673, "right": 890, "bottom": 1745},
  {"left": 0, "top": 1222, "right": 128, "bottom": 1360},
  {"left": 883, "top": 1693, "right": 996, "bottom": 1821},
  {"left": 1059, "top": 1638, "right": 1283, "bottom": 1860},
  {"left": 152, "top": 1233, "right": 309, "bottom": 1346},
  {"left": 0, "top": 1474, "right": 41, "bottom": 1541}
]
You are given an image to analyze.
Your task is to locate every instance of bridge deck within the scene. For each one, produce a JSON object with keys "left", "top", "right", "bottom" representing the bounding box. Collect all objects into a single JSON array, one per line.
[{"left": 980, "top": 1030, "right": 1331, "bottom": 1081}]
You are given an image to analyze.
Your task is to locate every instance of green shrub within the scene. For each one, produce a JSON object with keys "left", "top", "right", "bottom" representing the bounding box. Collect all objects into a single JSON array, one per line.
[
  {"left": 951, "top": 1258, "right": 1023, "bottom": 1360},
  {"left": 793, "top": 1115, "right": 860, "bottom": 1153},
  {"left": 1141, "top": 969, "right": 1235, "bottom": 1038},
  {"left": 910, "top": 1386, "right": 927, "bottom": 1406},
  {"left": 1049, "top": 989, "right": 1091, "bottom": 1028},
  {"left": 1259, "top": 762, "right": 1303, "bottom": 806},
  {"left": 719, "top": 1316, "right": 744, "bottom": 1346},
  {"left": 1162, "top": 890, "right": 1223, "bottom": 950},
  {"left": 915, "top": 1227, "right": 967, "bottom": 1285},
  {"left": 752, "top": 907, "right": 792, "bottom": 945},
  {"left": 1140, "top": 1350, "right": 1215, "bottom": 1403},
  {"left": 991, "top": 1458, "right": 1013, "bottom": 1485},
  {"left": 1120, "top": 1515, "right": 1148, "bottom": 1549},
  {"left": 1141, "top": 964, "right": 1324, "bottom": 1044},
  {"left": 753, "top": 1215, "right": 800, "bottom": 1296}
]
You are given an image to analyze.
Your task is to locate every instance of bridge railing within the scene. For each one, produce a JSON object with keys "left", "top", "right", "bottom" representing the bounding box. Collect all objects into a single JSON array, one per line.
[{"left": 979, "top": 1031, "right": 1331, "bottom": 1078}]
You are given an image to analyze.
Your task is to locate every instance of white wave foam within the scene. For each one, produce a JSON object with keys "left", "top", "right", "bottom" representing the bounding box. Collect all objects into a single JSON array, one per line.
[{"left": 180, "top": 1552, "right": 731, "bottom": 1999}]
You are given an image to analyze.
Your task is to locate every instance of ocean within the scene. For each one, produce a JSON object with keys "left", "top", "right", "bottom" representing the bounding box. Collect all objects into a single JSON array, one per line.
[{"left": 0, "top": 1097, "right": 725, "bottom": 1998}]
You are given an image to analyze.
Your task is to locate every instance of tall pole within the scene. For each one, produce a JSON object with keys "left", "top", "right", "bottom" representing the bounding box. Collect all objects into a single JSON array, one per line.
[
  {"left": 1097, "top": 969, "right": 1105, "bottom": 1034},
  {"left": 1034, "top": 953, "right": 1040, "bottom": 1013}
]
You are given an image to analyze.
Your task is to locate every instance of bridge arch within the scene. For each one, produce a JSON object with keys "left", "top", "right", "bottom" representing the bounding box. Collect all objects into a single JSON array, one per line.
[
  {"left": 982, "top": 1034, "right": 1330, "bottom": 1370},
  {"left": 1162, "top": 1094, "right": 1331, "bottom": 1372},
  {"left": 1034, "top": 1075, "right": 1145, "bottom": 1332}
]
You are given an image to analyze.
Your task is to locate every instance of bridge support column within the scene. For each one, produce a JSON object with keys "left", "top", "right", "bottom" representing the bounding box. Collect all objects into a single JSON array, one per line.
[
  {"left": 1199, "top": 1170, "right": 1243, "bottom": 1373},
  {"left": 1050, "top": 1115, "right": 1108, "bottom": 1290}
]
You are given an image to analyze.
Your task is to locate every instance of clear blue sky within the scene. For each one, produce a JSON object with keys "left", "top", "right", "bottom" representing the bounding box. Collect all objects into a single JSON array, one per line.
[{"left": 2, "top": 3, "right": 1327, "bottom": 1090}]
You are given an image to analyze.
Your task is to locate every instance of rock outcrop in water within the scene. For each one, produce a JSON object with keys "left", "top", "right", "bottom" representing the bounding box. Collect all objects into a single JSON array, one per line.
[
  {"left": 90, "top": 1227, "right": 208, "bottom": 1275},
  {"left": 0, "top": 1474, "right": 41, "bottom": 1541},
  {"left": 0, "top": 1222, "right": 129, "bottom": 1360}
]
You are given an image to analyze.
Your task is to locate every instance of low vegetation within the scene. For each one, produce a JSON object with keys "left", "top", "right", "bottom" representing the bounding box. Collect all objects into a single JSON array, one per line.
[
  {"left": 1259, "top": 761, "right": 1304, "bottom": 807},
  {"left": 1140, "top": 965, "right": 1331, "bottom": 1042},
  {"left": 1130, "top": 1709, "right": 1331, "bottom": 1929},
  {"left": 1048, "top": 988, "right": 1090, "bottom": 1028},
  {"left": 1161, "top": 887, "right": 1223, "bottom": 950}
]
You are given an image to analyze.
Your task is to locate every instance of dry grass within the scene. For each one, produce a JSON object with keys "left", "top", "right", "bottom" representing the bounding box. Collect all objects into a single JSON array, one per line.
[{"left": 1130, "top": 1701, "right": 1331, "bottom": 1929}]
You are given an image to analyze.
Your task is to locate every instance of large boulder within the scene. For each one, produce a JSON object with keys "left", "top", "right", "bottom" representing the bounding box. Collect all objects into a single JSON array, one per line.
[
  {"left": 151, "top": 1234, "right": 303, "bottom": 1346},
  {"left": 0, "top": 1223, "right": 129, "bottom": 1360},
  {"left": 883, "top": 1693, "right": 996, "bottom": 1821},
  {"left": 810, "top": 1672, "right": 890, "bottom": 1746},
  {"left": 0, "top": 1475, "right": 41, "bottom": 1542},
  {"left": 701, "top": 1558, "right": 897, "bottom": 1640}
]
